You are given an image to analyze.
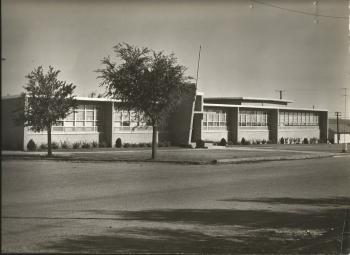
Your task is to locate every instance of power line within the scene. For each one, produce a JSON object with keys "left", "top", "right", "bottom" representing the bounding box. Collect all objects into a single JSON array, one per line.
[{"left": 251, "top": 0, "right": 348, "bottom": 20}]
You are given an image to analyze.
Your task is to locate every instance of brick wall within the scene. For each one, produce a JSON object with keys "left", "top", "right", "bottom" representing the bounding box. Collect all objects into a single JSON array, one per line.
[
  {"left": 202, "top": 131, "right": 229, "bottom": 142},
  {"left": 278, "top": 126, "right": 320, "bottom": 141},
  {"left": 238, "top": 127, "right": 269, "bottom": 142},
  {"left": 24, "top": 131, "right": 100, "bottom": 149}
]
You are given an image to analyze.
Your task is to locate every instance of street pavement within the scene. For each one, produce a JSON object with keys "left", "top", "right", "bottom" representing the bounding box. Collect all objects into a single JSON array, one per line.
[{"left": 2, "top": 156, "right": 350, "bottom": 253}]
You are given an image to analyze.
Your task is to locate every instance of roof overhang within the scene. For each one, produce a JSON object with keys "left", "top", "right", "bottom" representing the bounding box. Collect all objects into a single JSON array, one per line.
[
  {"left": 204, "top": 103, "right": 328, "bottom": 112},
  {"left": 204, "top": 97, "right": 294, "bottom": 104}
]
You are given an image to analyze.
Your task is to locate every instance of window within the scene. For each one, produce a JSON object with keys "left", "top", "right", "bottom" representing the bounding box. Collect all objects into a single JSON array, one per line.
[
  {"left": 202, "top": 111, "right": 227, "bottom": 130},
  {"left": 113, "top": 108, "right": 149, "bottom": 132},
  {"left": 239, "top": 110, "right": 268, "bottom": 127},
  {"left": 51, "top": 104, "right": 104, "bottom": 132},
  {"left": 279, "top": 111, "right": 319, "bottom": 126}
]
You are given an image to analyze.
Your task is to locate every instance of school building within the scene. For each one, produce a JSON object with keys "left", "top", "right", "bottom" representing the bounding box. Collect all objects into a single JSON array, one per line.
[{"left": 1, "top": 92, "right": 328, "bottom": 150}]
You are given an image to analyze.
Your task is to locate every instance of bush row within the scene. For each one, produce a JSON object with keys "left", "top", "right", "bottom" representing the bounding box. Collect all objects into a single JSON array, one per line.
[
  {"left": 210, "top": 138, "right": 272, "bottom": 146},
  {"left": 27, "top": 139, "right": 172, "bottom": 151},
  {"left": 279, "top": 137, "right": 319, "bottom": 144},
  {"left": 27, "top": 139, "right": 106, "bottom": 151}
]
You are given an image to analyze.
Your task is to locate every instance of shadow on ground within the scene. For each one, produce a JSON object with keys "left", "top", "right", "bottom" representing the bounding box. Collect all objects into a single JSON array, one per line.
[
  {"left": 44, "top": 203, "right": 349, "bottom": 253},
  {"left": 220, "top": 196, "right": 350, "bottom": 207}
]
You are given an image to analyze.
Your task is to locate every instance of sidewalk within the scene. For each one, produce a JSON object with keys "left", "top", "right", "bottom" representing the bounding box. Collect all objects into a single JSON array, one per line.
[{"left": 2, "top": 144, "right": 348, "bottom": 164}]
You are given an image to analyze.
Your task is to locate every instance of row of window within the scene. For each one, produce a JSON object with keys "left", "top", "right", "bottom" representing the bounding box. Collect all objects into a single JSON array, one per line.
[
  {"left": 53, "top": 105, "right": 104, "bottom": 132},
  {"left": 279, "top": 111, "right": 319, "bottom": 126},
  {"left": 203, "top": 110, "right": 320, "bottom": 128},
  {"left": 239, "top": 110, "right": 268, "bottom": 127},
  {"left": 113, "top": 109, "right": 150, "bottom": 132},
  {"left": 203, "top": 112, "right": 227, "bottom": 130}
]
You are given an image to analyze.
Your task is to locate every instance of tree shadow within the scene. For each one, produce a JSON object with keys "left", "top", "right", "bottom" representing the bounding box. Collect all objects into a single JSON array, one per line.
[
  {"left": 220, "top": 196, "right": 350, "bottom": 207},
  {"left": 44, "top": 208, "right": 345, "bottom": 253}
]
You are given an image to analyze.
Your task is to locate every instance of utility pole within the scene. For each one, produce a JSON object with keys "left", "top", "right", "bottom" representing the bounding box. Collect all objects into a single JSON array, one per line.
[
  {"left": 342, "top": 88, "right": 348, "bottom": 152},
  {"left": 275, "top": 89, "right": 285, "bottom": 100},
  {"left": 335, "top": 112, "right": 341, "bottom": 144},
  {"left": 195, "top": 45, "right": 201, "bottom": 89}
]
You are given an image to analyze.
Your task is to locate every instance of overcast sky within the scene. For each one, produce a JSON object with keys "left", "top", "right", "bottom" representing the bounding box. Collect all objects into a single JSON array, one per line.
[{"left": 1, "top": 0, "right": 349, "bottom": 117}]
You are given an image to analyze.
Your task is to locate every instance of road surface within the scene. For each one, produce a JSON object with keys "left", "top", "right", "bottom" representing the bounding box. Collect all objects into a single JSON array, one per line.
[{"left": 2, "top": 156, "right": 350, "bottom": 253}]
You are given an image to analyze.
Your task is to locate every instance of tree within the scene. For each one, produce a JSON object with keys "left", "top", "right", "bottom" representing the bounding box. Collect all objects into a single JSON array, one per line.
[
  {"left": 97, "top": 43, "right": 195, "bottom": 159},
  {"left": 22, "top": 66, "right": 76, "bottom": 156}
]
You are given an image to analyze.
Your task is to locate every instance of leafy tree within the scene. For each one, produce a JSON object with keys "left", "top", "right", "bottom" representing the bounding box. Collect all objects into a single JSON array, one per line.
[
  {"left": 22, "top": 66, "right": 76, "bottom": 156},
  {"left": 97, "top": 43, "right": 195, "bottom": 159}
]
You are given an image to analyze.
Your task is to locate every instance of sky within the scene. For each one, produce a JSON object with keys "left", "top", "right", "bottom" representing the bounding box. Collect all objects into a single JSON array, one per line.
[{"left": 1, "top": 0, "right": 349, "bottom": 118}]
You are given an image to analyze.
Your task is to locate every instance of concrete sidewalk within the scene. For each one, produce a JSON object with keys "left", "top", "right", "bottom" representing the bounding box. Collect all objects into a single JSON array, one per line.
[{"left": 2, "top": 146, "right": 347, "bottom": 165}]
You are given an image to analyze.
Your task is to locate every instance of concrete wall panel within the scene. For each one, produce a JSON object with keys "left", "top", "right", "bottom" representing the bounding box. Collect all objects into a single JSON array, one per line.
[{"left": 202, "top": 131, "right": 229, "bottom": 142}]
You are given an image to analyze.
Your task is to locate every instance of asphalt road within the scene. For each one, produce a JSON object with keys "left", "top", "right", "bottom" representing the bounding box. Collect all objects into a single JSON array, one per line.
[{"left": 2, "top": 156, "right": 350, "bottom": 253}]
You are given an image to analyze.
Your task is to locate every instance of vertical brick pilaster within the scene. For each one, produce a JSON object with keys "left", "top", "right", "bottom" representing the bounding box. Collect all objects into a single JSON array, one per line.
[{"left": 269, "top": 109, "right": 279, "bottom": 144}]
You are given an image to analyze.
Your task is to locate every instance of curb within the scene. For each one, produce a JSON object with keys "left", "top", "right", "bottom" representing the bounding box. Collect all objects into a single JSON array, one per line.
[
  {"left": 2, "top": 153, "right": 339, "bottom": 165},
  {"left": 212, "top": 153, "right": 337, "bottom": 164}
]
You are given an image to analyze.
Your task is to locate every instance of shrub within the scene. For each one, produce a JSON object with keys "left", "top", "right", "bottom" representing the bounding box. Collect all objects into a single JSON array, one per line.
[
  {"left": 139, "top": 142, "right": 147, "bottom": 147},
  {"left": 227, "top": 140, "right": 234, "bottom": 146},
  {"left": 267, "top": 140, "right": 273, "bottom": 144},
  {"left": 99, "top": 141, "right": 107, "bottom": 148},
  {"left": 310, "top": 137, "right": 319, "bottom": 144},
  {"left": 115, "top": 138, "right": 122, "bottom": 148},
  {"left": 303, "top": 138, "right": 309, "bottom": 144},
  {"left": 27, "top": 139, "right": 37, "bottom": 151},
  {"left": 131, "top": 143, "right": 138, "bottom": 148},
  {"left": 262, "top": 139, "right": 267, "bottom": 145},
  {"left": 245, "top": 140, "right": 251, "bottom": 145},
  {"left": 241, "top": 137, "right": 246, "bottom": 145},
  {"left": 73, "top": 142, "right": 81, "bottom": 149},
  {"left": 165, "top": 141, "right": 171, "bottom": 147},
  {"left": 219, "top": 138, "right": 227, "bottom": 146},
  {"left": 280, "top": 137, "right": 285, "bottom": 144},
  {"left": 92, "top": 141, "right": 98, "bottom": 148},
  {"left": 82, "top": 142, "right": 91, "bottom": 149},
  {"left": 52, "top": 142, "right": 59, "bottom": 149},
  {"left": 146, "top": 142, "right": 152, "bottom": 147},
  {"left": 124, "top": 143, "right": 131, "bottom": 148},
  {"left": 196, "top": 139, "right": 205, "bottom": 148},
  {"left": 180, "top": 143, "right": 193, "bottom": 148},
  {"left": 40, "top": 143, "right": 48, "bottom": 150},
  {"left": 61, "top": 141, "right": 71, "bottom": 149}
]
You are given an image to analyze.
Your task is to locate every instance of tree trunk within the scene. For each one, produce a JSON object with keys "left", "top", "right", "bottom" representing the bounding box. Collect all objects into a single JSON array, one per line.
[
  {"left": 151, "top": 124, "right": 157, "bottom": 160},
  {"left": 47, "top": 124, "right": 52, "bottom": 157}
]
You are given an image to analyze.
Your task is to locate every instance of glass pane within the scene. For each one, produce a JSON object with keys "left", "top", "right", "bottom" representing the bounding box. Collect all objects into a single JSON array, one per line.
[
  {"left": 85, "top": 121, "right": 94, "bottom": 127},
  {"left": 114, "top": 111, "right": 122, "bottom": 121},
  {"left": 64, "top": 121, "right": 74, "bottom": 127},
  {"left": 54, "top": 121, "right": 64, "bottom": 126},
  {"left": 123, "top": 111, "right": 129, "bottom": 120},
  {"left": 122, "top": 121, "right": 130, "bottom": 126},
  {"left": 86, "top": 111, "right": 94, "bottom": 121},
  {"left": 76, "top": 121, "right": 84, "bottom": 127},
  {"left": 66, "top": 112, "right": 74, "bottom": 121},
  {"left": 76, "top": 111, "right": 84, "bottom": 121}
]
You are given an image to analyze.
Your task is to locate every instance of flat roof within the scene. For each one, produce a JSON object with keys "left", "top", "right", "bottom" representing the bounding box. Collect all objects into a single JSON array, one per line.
[
  {"left": 203, "top": 103, "right": 327, "bottom": 112},
  {"left": 204, "top": 97, "right": 294, "bottom": 104},
  {"left": 1, "top": 94, "right": 119, "bottom": 102}
]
